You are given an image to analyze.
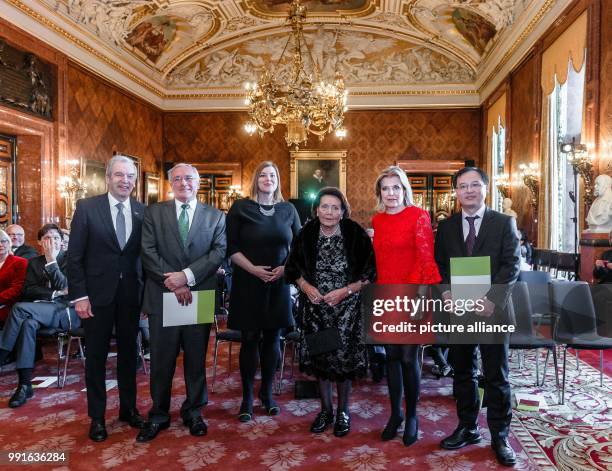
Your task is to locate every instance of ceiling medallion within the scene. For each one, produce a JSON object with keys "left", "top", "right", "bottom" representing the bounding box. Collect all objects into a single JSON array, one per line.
[{"left": 243, "top": 0, "right": 348, "bottom": 149}]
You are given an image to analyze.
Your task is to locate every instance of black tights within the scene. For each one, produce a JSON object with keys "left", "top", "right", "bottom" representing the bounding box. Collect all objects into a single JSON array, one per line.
[
  {"left": 319, "top": 379, "right": 352, "bottom": 414},
  {"left": 239, "top": 329, "right": 281, "bottom": 405},
  {"left": 384, "top": 345, "right": 421, "bottom": 426}
]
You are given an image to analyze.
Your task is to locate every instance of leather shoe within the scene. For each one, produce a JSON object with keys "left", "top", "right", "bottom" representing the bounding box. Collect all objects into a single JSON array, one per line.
[
  {"left": 119, "top": 409, "right": 145, "bottom": 429},
  {"left": 492, "top": 438, "right": 517, "bottom": 466},
  {"left": 136, "top": 421, "right": 170, "bottom": 443},
  {"left": 440, "top": 426, "right": 481, "bottom": 450},
  {"left": 89, "top": 419, "right": 108, "bottom": 442},
  {"left": 184, "top": 416, "right": 207, "bottom": 437},
  {"left": 310, "top": 410, "right": 334, "bottom": 433},
  {"left": 381, "top": 415, "right": 404, "bottom": 441},
  {"left": 8, "top": 384, "right": 33, "bottom": 408},
  {"left": 333, "top": 411, "right": 351, "bottom": 437}
]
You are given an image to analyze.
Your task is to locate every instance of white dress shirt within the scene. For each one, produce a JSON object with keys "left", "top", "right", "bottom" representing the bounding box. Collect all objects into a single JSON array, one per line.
[
  {"left": 108, "top": 192, "right": 132, "bottom": 242},
  {"left": 461, "top": 205, "right": 486, "bottom": 241},
  {"left": 175, "top": 198, "right": 197, "bottom": 286}
]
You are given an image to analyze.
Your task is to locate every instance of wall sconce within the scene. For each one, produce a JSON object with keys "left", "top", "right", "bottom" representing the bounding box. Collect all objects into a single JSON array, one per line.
[
  {"left": 560, "top": 139, "right": 595, "bottom": 206},
  {"left": 220, "top": 185, "right": 243, "bottom": 211},
  {"left": 57, "top": 159, "right": 87, "bottom": 226},
  {"left": 495, "top": 173, "right": 511, "bottom": 198},
  {"left": 519, "top": 162, "right": 540, "bottom": 209}
]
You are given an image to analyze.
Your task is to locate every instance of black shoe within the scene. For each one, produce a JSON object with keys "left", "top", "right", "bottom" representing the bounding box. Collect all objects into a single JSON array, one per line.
[
  {"left": 119, "top": 409, "right": 145, "bottom": 429},
  {"left": 381, "top": 415, "right": 404, "bottom": 441},
  {"left": 184, "top": 416, "right": 207, "bottom": 437},
  {"left": 89, "top": 419, "right": 108, "bottom": 442},
  {"left": 136, "top": 421, "right": 170, "bottom": 443},
  {"left": 8, "top": 383, "right": 33, "bottom": 408},
  {"left": 440, "top": 426, "right": 481, "bottom": 449},
  {"left": 403, "top": 418, "right": 418, "bottom": 447},
  {"left": 333, "top": 411, "right": 351, "bottom": 437},
  {"left": 310, "top": 410, "right": 334, "bottom": 433},
  {"left": 260, "top": 396, "right": 280, "bottom": 416},
  {"left": 238, "top": 401, "right": 253, "bottom": 423},
  {"left": 492, "top": 438, "right": 517, "bottom": 466}
]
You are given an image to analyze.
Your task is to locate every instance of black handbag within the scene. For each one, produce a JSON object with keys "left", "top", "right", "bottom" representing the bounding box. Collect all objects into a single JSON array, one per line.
[{"left": 304, "top": 327, "right": 342, "bottom": 356}]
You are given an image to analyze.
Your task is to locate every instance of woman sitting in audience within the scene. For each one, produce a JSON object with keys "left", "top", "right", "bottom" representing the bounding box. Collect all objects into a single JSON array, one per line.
[
  {"left": 286, "top": 187, "right": 375, "bottom": 437},
  {"left": 371, "top": 166, "right": 441, "bottom": 446},
  {"left": 0, "top": 229, "right": 28, "bottom": 327},
  {"left": 227, "top": 161, "right": 301, "bottom": 421}
]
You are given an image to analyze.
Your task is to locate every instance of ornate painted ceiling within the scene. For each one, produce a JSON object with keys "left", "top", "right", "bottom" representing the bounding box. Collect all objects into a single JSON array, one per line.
[{"left": 2, "top": 0, "right": 569, "bottom": 109}]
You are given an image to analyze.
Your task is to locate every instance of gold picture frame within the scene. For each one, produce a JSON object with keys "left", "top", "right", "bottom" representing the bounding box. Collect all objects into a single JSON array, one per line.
[
  {"left": 290, "top": 150, "right": 347, "bottom": 200},
  {"left": 144, "top": 172, "right": 160, "bottom": 205}
]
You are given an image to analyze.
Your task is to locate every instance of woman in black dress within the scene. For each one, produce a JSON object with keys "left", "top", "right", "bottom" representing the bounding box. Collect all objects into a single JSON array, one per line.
[
  {"left": 285, "top": 187, "right": 375, "bottom": 437},
  {"left": 227, "top": 161, "right": 301, "bottom": 422}
]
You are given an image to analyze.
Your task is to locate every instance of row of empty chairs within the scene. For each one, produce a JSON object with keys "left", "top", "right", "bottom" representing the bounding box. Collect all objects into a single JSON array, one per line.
[{"left": 531, "top": 249, "right": 579, "bottom": 280}]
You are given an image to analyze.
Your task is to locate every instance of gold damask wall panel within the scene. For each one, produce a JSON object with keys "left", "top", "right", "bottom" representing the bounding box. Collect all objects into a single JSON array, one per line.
[
  {"left": 66, "top": 63, "right": 163, "bottom": 174},
  {"left": 510, "top": 54, "right": 540, "bottom": 243},
  {"left": 163, "top": 109, "right": 481, "bottom": 225}
]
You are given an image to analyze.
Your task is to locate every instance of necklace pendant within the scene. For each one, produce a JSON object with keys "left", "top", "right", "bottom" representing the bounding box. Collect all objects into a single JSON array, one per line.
[{"left": 258, "top": 204, "right": 276, "bottom": 216}]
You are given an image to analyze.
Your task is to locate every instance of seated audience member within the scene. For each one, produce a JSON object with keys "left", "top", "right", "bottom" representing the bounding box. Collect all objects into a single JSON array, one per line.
[
  {"left": 6, "top": 224, "right": 38, "bottom": 260},
  {"left": 0, "top": 229, "right": 28, "bottom": 326},
  {"left": 0, "top": 224, "right": 80, "bottom": 407},
  {"left": 594, "top": 249, "right": 612, "bottom": 284}
]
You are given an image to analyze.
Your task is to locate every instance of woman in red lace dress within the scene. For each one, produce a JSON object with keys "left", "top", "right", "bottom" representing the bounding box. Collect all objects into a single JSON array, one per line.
[{"left": 371, "top": 166, "right": 441, "bottom": 446}]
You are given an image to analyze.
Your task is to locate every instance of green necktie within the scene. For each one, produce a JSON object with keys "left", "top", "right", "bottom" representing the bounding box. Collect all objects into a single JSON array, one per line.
[{"left": 179, "top": 203, "right": 189, "bottom": 246}]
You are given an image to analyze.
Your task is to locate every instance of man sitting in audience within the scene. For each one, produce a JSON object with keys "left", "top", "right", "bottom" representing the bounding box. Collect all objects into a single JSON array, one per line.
[
  {"left": 6, "top": 224, "right": 38, "bottom": 260},
  {"left": 0, "top": 223, "right": 80, "bottom": 408}
]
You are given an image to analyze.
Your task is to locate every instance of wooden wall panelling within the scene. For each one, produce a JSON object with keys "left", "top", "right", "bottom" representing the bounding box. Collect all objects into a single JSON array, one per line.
[
  {"left": 163, "top": 109, "right": 482, "bottom": 226},
  {"left": 598, "top": 0, "right": 612, "bottom": 175}
]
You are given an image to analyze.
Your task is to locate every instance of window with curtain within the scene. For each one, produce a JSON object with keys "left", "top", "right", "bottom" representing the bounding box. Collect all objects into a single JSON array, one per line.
[{"left": 548, "top": 62, "right": 585, "bottom": 252}]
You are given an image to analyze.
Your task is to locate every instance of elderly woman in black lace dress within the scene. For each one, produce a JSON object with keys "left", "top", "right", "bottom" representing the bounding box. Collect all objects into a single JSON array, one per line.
[{"left": 285, "top": 187, "right": 375, "bottom": 437}]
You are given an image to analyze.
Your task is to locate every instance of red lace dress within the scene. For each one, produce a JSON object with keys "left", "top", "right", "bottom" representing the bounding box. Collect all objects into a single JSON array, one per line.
[{"left": 372, "top": 206, "right": 441, "bottom": 285}]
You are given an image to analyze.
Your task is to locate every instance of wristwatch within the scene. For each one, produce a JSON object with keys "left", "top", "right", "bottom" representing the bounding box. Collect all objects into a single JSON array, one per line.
[{"left": 347, "top": 285, "right": 353, "bottom": 295}]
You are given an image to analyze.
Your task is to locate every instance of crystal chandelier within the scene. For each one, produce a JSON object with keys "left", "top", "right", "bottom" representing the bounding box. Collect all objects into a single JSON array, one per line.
[{"left": 243, "top": 0, "right": 348, "bottom": 149}]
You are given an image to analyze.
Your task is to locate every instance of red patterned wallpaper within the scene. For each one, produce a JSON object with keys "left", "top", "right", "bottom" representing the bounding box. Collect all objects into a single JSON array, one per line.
[{"left": 163, "top": 109, "right": 482, "bottom": 225}]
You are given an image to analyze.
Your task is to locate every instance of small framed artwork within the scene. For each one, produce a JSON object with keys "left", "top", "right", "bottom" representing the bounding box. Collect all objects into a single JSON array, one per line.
[
  {"left": 144, "top": 172, "right": 160, "bottom": 205},
  {"left": 290, "top": 150, "right": 347, "bottom": 200},
  {"left": 82, "top": 159, "right": 106, "bottom": 197}
]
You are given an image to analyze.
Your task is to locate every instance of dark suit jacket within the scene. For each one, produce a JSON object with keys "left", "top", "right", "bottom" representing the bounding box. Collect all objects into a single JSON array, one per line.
[
  {"left": 0, "top": 254, "right": 28, "bottom": 320},
  {"left": 22, "top": 252, "right": 69, "bottom": 303},
  {"left": 141, "top": 200, "right": 226, "bottom": 316},
  {"left": 434, "top": 208, "right": 520, "bottom": 320},
  {"left": 13, "top": 244, "right": 38, "bottom": 260},
  {"left": 67, "top": 193, "right": 145, "bottom": 307}
]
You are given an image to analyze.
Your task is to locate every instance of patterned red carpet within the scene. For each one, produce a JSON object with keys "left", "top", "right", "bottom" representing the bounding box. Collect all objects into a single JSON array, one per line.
[{"left": 0, "top": 342, "right": 610, "bottom": 470}]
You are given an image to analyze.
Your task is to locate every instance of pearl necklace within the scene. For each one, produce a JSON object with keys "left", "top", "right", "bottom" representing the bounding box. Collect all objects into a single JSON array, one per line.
[
  {"left": 257, "top": 198, "right": 275, "bottom": 216},
  {"left": 320, "top": 225, "right": 340, "bottom": 238}
]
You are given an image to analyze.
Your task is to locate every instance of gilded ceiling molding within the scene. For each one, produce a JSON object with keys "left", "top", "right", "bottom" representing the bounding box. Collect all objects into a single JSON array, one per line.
[{"left": 241, "top": 0, "right": 378, "bottom": 20}]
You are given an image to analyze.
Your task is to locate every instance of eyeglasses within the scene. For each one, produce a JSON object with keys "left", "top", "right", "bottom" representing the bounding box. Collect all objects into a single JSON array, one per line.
[
  {"left": 0, "top": 240, "right": 10, "bottom": 245},
  {"left": 456, "top": 182, "right": 484, "bottom": 191},
  {"left": 172, "top": 176, "right": 197, "bottom": 183}
]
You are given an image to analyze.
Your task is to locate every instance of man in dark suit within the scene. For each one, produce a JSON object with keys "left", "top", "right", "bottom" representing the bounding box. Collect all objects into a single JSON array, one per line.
[
  {"left": 6, "top": 224, "right": 38, "bottom": 260},
  {"left": 0, "top": 223, "right": 79, "bottom": 407},
  {"left": 434, "top": 167, "right": 520, "bottom": 467},
  {"left": 136, "top": 163, "right": 226, "bottom": 443},
  {"left": 67, "top": 155, "right": 145, "bottom": 442}
]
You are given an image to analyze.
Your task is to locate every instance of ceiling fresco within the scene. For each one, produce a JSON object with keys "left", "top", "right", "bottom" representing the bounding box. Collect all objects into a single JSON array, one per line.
[{"left": 4, "top": 0, "right": 561, "bottom": 107}]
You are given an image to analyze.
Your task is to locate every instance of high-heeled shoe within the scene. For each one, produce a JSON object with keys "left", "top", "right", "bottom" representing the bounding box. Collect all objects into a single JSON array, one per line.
[
  {"left": 381, "top": 415, "right": 404, "bottom": 441},
  {"left": 403, "top": 417, "right": 419, "bottom": 447},
  {"left": 238, "top": 400, "right": 253, "bottom": 422},
  {"left": 259, "top": 393, "right": 280, "bottom": 416}
]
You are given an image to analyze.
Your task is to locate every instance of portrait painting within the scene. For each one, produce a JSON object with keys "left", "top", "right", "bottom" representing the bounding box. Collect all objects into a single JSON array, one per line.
[
  {"left": 126, "top": 16, "right": 177, "bottom": 63},
  {"left": 290, "top": 150, "right": 347, "bottom": 200},
  {"left": 82, "top": 160, "right": 106, "bottom": 197}
]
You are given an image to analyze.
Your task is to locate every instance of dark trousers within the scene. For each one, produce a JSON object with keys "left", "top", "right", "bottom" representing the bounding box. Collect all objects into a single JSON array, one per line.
[
  {"left": 449, "top": 343, "right": 511, "bottom": 439},
  {"left": 0, "top": 302, "right": 79, "bottom": 369},
  {"left": 148, "top": 312, "right": 211, "bottom": 424},
  {"left": 83, "top": 282, "right": 140, "bottom": 420}
]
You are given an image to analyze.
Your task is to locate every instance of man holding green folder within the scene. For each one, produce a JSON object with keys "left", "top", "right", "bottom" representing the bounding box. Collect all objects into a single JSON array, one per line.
[
  {"left": 434, "top": 167, "right": 520, "bottom": 467},
  {"left": 137, "top": 163, "right": 226, "bottom": 443}
]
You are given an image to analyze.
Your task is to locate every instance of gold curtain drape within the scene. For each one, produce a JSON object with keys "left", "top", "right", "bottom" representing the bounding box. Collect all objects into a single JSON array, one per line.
[{"left": 541, "top": 11, "right": 587, "bottom": 95}]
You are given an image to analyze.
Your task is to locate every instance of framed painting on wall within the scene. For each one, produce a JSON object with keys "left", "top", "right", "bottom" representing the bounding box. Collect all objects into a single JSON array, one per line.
[
  {"left": 290, "top": 150, "right": 347, "bottom": 201},
  {"left": 82, "top": 160, "right": 106, "bottom": 197},
  {"left": 144, "top": 172, "right": 160, "bottom": 205}
]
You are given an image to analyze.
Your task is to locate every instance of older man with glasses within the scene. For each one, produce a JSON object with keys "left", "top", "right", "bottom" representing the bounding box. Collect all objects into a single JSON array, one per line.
[{"left": 6, "top": 224, "right": 38, "bottom": 260}]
